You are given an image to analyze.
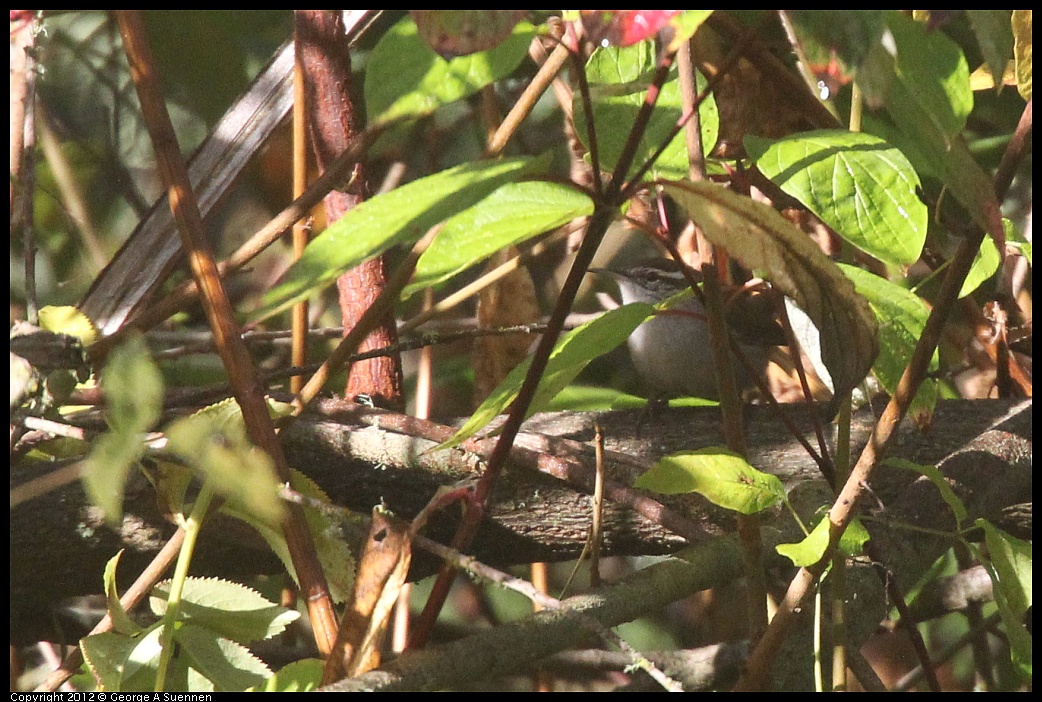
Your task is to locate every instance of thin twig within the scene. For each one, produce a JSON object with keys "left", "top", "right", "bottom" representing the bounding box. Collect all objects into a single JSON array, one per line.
[
  {"left": 290, "top": 25, "right": 310, "bottom": 396},
  {"left": 487, "top": 37, "right": 571, "bottom": 157},
  {"left": 115, "top": 10, "right": 339, "bottom": 655},
  {"left": 411, "top": 42, "right": 690, "bottom": 645},
  {"left": 37, "top": 106, "right": 108, "bottom": 271},
  {"left": 282, "top": 487, "right": 684, "bottom": 692},
  {"left": 93, "top": 120, "right": 390, "bottom": 358}
]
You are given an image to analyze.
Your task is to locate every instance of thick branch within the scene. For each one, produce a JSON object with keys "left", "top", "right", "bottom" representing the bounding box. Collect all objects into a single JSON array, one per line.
[{"left": 10, "top": 399, "right": 1031, "bottom": 644}]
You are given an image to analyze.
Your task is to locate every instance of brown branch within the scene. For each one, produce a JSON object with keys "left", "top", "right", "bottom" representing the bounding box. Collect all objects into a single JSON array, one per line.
[
  {"left": 114, "top": 10, "right": 339, "bottom": 655},
  {"left": 12, "top": 399, "right": 1030, "bottom": 651},
  {"left": 82, "top": 12, "right": 383, "bottom": 339},
  {"left": 297, "top": 9, "right": 404, "bottom": 410},
  {"left": 321, "top": 536, "right": 747, "bottom": 691}
]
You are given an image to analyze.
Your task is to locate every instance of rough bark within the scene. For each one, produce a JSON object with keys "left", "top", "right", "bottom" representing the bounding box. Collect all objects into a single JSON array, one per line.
[
  {"left": 10, "top": 399, "right": 1031, "bottom": 644},
  {"left": 297, "top": 9, "right": 404, "bottom": 409}
]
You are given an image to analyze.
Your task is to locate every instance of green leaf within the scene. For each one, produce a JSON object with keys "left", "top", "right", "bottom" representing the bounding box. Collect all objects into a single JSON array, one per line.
[
  {"left": 175, "top": 623, "right": 272, "bottom": 692},
  {"left": 777, "top": 517, "right": 830, "bottom": 567},
  {"left": 164, "top": 409, "right": 287, "bottom": 527},
  {"left": 100, "top": 335, "right": 164, "bottom": 433},
  {"left": 404, "top": 181, "right": 594, "bottom": 298},
  {"left": 967, "top": 11, "right": 1015, "bottom": 92},
  {"left": 82, "top": 430, "right": 145, "bottom": 524},
  {"left": 860, "top": 13, "right": 1004, "bottom": 247},
  {"left": 254, "top": 157, "right": 540, "bottom": 321},
  {"left": 151, "top": 577, "right": 299, "bottom": 644},
  {"left": 1012, "top": 10, "right": 1032, "bottom": 101},
  {"left": 778, "top": 512, "right": 867, "bottom": 568},
  {"left": 103, "top": 550, "right": 142, "bottom": 636},
  {"left": 440, "top": 301, "right": 656, "bottom": 449},
  {"left": 746, "top": 131, "right": 927, "bottom": 265},
  {"left": 585, "top": 39, "right": 657, "bottom": 83},
  {"left": 366, "top": 16, "right": 535, "bottom": 125},
  {"left": 779, "top": 510, "right": 875, "bottom": 566},
  {"left": 884, "top": 457, "right": 967, "bottom": 526},
  {"left": 81, "top": 334, "right": 165, "bottom": 520},
  {"left": 861, "top": 12, "right": 973, "bottom": 135},
  {"left": 248, "top": 658, "right": 323, "bottom": 692},
  {"left": 222, "top": 469, "right": 356, "bottom": 604},
  {"left": 788, "top": 11, "right": 886, "bottom": 70},
  {"left": 974, "top": 521, "right": 1032, "bottom": 680},
  {"left": 960, "top": 235, "right": 1002, "bottom": 298},
  {"left": 545, "top": 385, "right": 645, "bottom": 412},
  {"left": 837, "top": 517, "right": 871, "bottom": 557},
  {"left": 121, "top": 623, "right": 165, "bottom": 691},
  {"left": 635, "top": 448, "right": 784, "bottom": 515},
  {"left": 575, "top": 42, "right": 719, "bottom": 182},
  {"left": 840, "top": 265, "right": 938, "bottom": 424},
  {"left": 663, "top": 180, "right": 879, "bottom": 405},
  {"left": 81, "top": 629, "right": 139, "bottom": 691}
]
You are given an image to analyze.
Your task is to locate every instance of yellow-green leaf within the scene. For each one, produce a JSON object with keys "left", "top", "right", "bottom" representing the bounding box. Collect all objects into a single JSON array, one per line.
[{"left": 635, "top": 448, "right": 784, "bottom": 515}]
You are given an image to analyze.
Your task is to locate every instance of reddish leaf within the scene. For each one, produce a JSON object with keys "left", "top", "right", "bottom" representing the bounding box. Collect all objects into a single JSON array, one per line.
[
  {"left": 411, "top": 10, "right": 527, "bottom": 59},
  {"left": 581, "top": 10, "right": 682, "bottom": 47}
]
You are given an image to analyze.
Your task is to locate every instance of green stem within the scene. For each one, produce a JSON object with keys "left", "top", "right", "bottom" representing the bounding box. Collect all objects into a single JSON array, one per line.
[{"left": 154, "top": 482, "right": 216, "bottom": 692}]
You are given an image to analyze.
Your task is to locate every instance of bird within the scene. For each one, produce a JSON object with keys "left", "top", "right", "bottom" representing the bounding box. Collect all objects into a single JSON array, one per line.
[{"left": 594, "top": 257, "right": 786, "bottom": 400}]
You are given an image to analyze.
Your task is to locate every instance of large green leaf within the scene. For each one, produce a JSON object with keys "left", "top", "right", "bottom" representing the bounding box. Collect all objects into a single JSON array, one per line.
[
  {"left": 574, "top": 42, "right": 719, "bottom": 182},
  {"left": 959, "top": 234, "right": 1002, "bottom": 298},
  {"left": 635, "top": 448, "right": 784, "bottom": 515},
  {"left": 859, "top": 12, "right": 1003, "bottom": 247},
  {"left": 663, "top": 181, "right": 879, "bottom": 405},
  {"left": 366, "top": 15, "right": 535, "bottom": 125},
  {"left": 440, "top": 301, "right": 656, "bottom": 449},
  {"left": 254, "top": 157, "right": 539, "bottom": 321},
  {"left": 174, "top": 623, "right": 271, "bottom": 692},
  {"left": 840, "top": 264, "right": 938, "bottom": 424},
  {"left": 404, "top": 181, "right": 593, "bottom": 298},
  {"left": 860, "top": 12, "right": 973, "bottom": 135},
  {"left": 746, "top": 131, "right": 927, "bottom": 265},
  {"left": 152, "top": 577, "right": 299, "bottom": 645}
]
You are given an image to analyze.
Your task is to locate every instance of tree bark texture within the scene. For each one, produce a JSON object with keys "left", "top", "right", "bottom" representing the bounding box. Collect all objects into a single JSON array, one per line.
[
  {"left": 296, "top": 10, "right": 404, "bottom": 409},
  {"left": 10, "top": 399, "right": 1031, "bottom": 644}
]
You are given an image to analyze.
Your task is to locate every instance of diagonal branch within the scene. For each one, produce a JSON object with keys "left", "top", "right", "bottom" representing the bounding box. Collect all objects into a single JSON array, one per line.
[{"left": 114, "top": 10, "right": 339, "bottom": 655}]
